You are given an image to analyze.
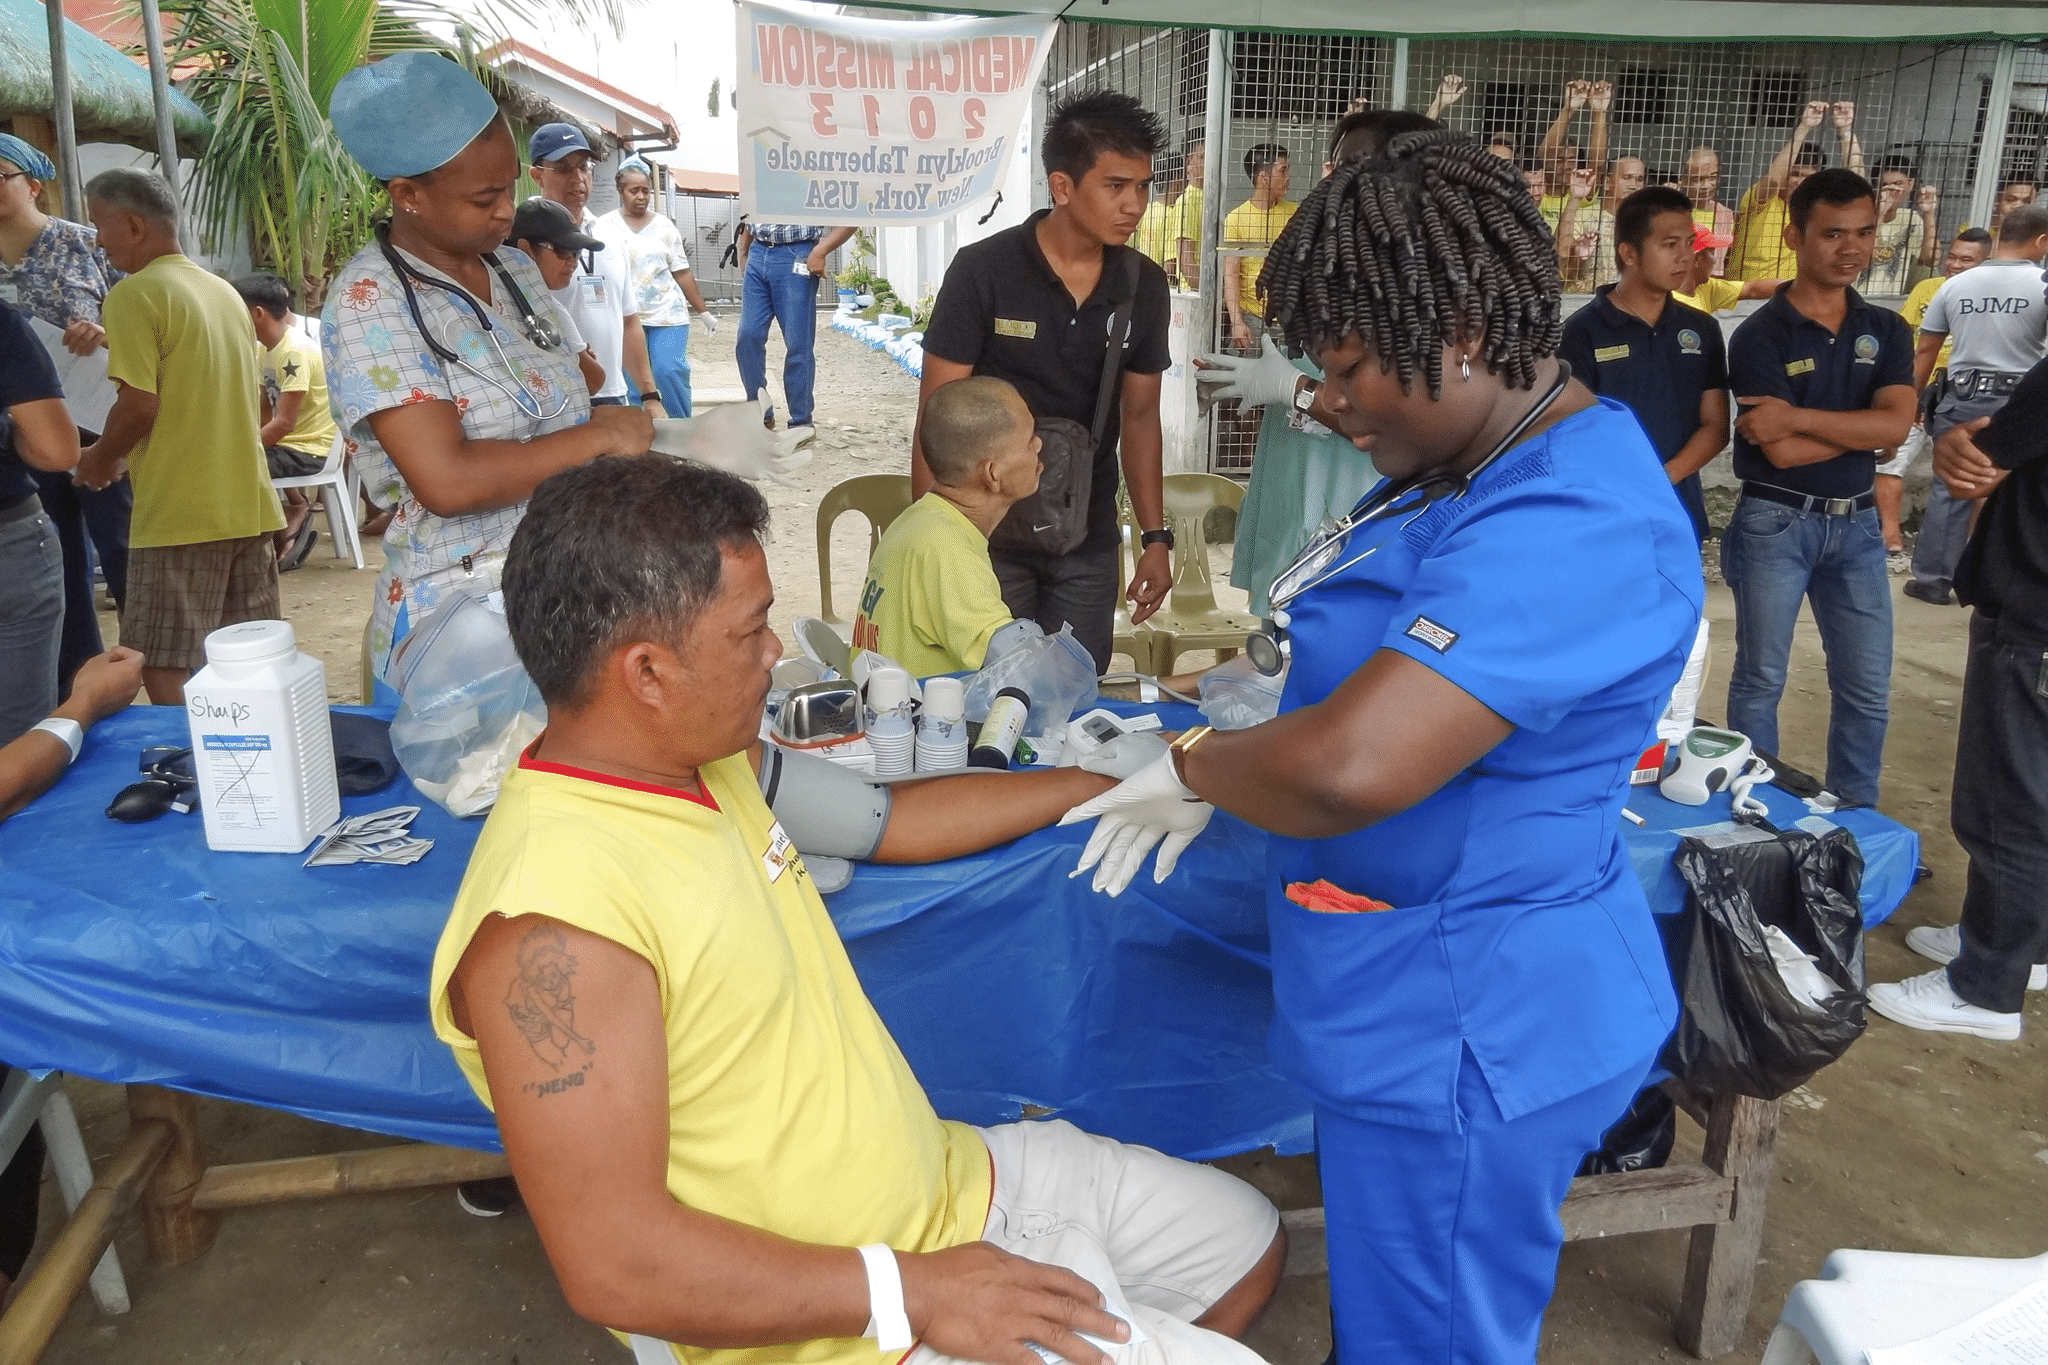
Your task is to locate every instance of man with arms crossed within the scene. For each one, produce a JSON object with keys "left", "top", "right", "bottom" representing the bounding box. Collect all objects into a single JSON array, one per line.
[
  {"left": 1901, "top": 205, "right": 2048, "bottom": 606},
  {"left": 918, "top": 91, "right": 1176, "bottom": 672},
  {"left": 431, "top": 456, "right": 1283, "bottom": 1365},
  {"left": 1723, "top": 168, "right": 1915, "bottom": 806}
]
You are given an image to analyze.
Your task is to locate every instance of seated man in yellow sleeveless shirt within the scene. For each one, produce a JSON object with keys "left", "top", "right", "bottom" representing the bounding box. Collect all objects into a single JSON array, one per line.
[{"left": 429, "top": 456, "right": 1283, "bottom": 1365}]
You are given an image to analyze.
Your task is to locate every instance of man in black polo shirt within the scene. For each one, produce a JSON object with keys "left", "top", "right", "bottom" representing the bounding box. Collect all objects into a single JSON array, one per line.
[
  {"left": 1866, "top": 366, "right": 2048, "bottom": 1041},
  {"left": 1723, "top": 168, "right": 1916, "bottom": 806},
  {"left": 917, "top": 90, "right": 1173, "bottom": 670},
  {"left": 1559, "top": 186, "right": 1729, "bottom": 542}
]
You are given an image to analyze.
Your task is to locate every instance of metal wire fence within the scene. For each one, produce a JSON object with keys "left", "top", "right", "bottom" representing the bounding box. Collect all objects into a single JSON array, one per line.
[{"left": 1039, "top": 24, "right": 2048, "bottom": 474}]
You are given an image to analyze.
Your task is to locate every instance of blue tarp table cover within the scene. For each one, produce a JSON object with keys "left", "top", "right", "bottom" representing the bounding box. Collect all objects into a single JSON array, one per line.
[{"left": 0, "top": 703, "right": 1917, "bottom": 1160}]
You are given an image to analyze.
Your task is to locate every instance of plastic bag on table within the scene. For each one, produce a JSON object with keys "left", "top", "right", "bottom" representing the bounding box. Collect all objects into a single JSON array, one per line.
[
  {"left": 962, "top": 623, "right": 1097, "bottom": 732},
  {"left": 1198, "top": 653, "right": 1285, "bottom": 730},
  {"left": 388, "top": 589, "right": 548, "bottom": 818},
  {"left": 1576, "top": 1085, "right": 1676, "bottom": 1176},
  {"left": 1660, "top": 824, "right": 1867, "bottom": 1100}
]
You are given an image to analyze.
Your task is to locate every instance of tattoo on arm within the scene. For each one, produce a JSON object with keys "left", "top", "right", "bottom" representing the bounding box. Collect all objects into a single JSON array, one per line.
[{"left": 504, "top": 923, "right": 597, "bottom": 1095}]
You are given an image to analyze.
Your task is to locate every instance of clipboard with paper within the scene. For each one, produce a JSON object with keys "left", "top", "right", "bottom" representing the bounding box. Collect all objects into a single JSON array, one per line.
[{"left": 27, "top": 316, "right": 116, "bottom": 431}]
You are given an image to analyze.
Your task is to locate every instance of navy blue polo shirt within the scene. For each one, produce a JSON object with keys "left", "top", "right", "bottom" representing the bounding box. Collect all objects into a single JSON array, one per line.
[
  {"left": 1559, "top": 285, "right": 1726, "bottom": 539},
  {"left": 1727, "top": 284, "right": 1914, "bottom": 500},
  {"left": 0, "top": 300, "right": 63, "bottom": 509}
]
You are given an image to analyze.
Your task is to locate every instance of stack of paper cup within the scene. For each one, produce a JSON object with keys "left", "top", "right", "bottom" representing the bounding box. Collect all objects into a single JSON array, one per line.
[
  {"left": 865, "top": 666, "right": 916, "bottom": 778},
  {"left": 916, "top": 676, "right": 970, "bottom": 774}
]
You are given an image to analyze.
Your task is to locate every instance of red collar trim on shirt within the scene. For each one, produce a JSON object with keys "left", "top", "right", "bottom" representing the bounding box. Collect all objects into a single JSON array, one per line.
[{"left": 518, "top": 736, "right": 719, "bottom": 810}]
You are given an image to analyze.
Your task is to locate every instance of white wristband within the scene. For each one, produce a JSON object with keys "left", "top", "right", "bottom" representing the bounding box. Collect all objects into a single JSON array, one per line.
[
  {"left": 857, "top": 1243, "right": 913, "bottom": 1352},
  {"left": 31, "top": 717, "right": 83, "bottom": 764}
]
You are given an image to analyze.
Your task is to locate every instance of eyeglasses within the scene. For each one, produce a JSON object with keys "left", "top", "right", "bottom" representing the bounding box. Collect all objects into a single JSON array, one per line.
[{"left": 0, "top": 171, "right": 30, "bottom": 186}]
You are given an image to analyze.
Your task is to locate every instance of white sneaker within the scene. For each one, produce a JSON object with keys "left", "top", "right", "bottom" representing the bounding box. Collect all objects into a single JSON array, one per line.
[
  {"left": 1905, "top": 923, "right": 2046, "bottom": 991},
  {"left": 1867, "top": 968, "right": 2023, "bottom": 1041}
]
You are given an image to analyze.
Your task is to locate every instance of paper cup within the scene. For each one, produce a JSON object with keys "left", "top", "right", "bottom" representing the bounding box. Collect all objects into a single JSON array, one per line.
[{"left": 922, "top": 676, "right": 966, "bottom": 723}]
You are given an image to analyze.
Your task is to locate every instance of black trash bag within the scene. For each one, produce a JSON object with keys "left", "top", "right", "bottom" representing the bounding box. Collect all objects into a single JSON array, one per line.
[
  {"left": 1661, "top": 825, "right": 1868, "bottom": 1100},
  {"left": 1577, "top": 1085, "right": 1676, "bottom": 1177}
]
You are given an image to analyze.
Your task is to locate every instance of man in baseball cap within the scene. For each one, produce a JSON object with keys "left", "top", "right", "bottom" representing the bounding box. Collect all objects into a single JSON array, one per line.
[
  {"left": 508, "top": 198, "right": 606, "bottom": 395},
  {"left": 1675, "top": 221, "right": 1778, "bottom": 317},
  {"left": 526, "top": 123, "right": 664, "bottom": 414}
]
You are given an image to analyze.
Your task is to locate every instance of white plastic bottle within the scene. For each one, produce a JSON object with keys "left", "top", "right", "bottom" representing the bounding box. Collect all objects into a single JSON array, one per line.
[{"left": 183, "top": 620, "right": 340, "bottom": 853}]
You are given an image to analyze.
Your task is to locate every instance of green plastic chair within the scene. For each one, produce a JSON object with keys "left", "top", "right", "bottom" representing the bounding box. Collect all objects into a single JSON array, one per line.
[
  {"left": 1111, "top": 503, "right": 1166, "bottom": 676},
  {"left": 815, "top": 474, "right": 914, "bottom": 631},
  {"left": 1146, "top": 473, "right": 1263, "bottom": 672}
]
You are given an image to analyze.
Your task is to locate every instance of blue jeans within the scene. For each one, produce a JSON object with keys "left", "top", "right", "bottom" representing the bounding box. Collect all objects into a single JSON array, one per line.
[
  {"left": 1721, "top": 496, "right": 1892, "bottom": 805},
  {"left": 637, "top": 323, "right": 692, "bottom": 416},
  {"left": 0, "top": 501, "right": 65, "bottom": 743},
  {"left": 1909, "top": 478, "right": 1975, "bottom": 595},
  {"left": 737, "top": 242, "right": 819, "bottom": 427}
]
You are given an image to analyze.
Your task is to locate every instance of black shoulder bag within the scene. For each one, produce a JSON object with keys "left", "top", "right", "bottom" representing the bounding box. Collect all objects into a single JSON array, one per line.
[{"left": 990, "top": 251, "right": 1142, "bottom": 559}]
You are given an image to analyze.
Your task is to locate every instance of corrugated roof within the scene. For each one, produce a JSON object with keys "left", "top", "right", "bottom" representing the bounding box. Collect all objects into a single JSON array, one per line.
[{"left": 0, "top": 0, "right": 207, "bottom": 152}]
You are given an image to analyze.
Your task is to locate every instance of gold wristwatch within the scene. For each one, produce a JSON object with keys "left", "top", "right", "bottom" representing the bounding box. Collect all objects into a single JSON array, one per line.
[{"left": 1169, "top": 725, "right": 1214, "bottom": 785}]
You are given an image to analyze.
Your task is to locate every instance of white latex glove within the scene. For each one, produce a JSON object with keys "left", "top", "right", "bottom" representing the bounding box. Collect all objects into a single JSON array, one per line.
[
  {"left": 693, "top": 310, "right": 720, "bottom": 335},
  {"left": 648, "top": 401, "right": 807, "bottom": 487},
  {"left": 1077, "top": 731, "right": 1170, "bottom": 781},
  {"left": 1195, "top": 335, "right": 1302, "bottom": 410},
  {"left": 1057, "top": 752, "right": 1214, "bottom": 897}
]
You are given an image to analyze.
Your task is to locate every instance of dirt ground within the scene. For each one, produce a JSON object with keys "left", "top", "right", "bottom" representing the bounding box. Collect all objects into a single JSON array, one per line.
[{"left": 27, "top": 321, "right": 2047, "bottom": 1365}]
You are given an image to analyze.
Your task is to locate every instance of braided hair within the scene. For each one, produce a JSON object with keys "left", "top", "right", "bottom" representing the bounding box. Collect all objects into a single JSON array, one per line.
[{"left": 1258, "top": 129, "right": 1561, "bottom": 397}]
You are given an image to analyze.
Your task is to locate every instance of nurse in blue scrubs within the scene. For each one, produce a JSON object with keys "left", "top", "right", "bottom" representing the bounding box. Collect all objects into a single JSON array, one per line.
[{"left": 1065, "top": 130, "right": 1705, "bottom": 1364}]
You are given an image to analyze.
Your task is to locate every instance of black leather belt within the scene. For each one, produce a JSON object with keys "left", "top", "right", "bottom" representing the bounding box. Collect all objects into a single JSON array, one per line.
[
  {"left": 1742, "top": 481, "right": 1875, "bottom": 517},
  {"left": 1946, "top": 370, "right": 2025, "bottom": 401}
]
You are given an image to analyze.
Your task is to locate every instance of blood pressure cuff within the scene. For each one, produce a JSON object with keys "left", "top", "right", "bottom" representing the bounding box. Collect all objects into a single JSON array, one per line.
[{"left": 757, "top": 744, "right": 891, "bottom": 861}]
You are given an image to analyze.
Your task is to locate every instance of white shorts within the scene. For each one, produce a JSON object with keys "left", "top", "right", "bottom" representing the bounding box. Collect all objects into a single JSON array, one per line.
[
  {"left": 907, "top": 1120, "right": 1280, "bottom": 1365},
  {"left": 1877, "top": 425, "right": 1930, "bottom": 479},
  {"left": 626, "top": 1120, "right": 1278, "bottom": 1365}
]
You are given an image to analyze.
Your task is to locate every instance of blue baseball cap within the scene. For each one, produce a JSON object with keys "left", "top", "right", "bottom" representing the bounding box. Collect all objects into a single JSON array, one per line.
[
  {"left": 329, "top": 51, "right": 500, "bottom": 181},
  {"left": 528, "top": 123, "right": 593, "bottom": 165}
]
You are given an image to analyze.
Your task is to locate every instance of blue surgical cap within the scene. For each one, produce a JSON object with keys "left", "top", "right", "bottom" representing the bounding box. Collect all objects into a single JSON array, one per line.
[
  {"left": 329, "top": 51, "right": 501, "bottom": 181},
  {"left": 0, "top": 134, "right": 55, "bottom": 181}
]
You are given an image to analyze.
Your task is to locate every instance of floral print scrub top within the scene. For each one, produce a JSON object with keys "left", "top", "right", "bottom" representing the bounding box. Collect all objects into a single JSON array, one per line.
[
  {"left": 0, "top": 217, "right": 119, "bottom": 330},
  {"left": 322, "top": 238, "right": 588, "bottom": 681}
]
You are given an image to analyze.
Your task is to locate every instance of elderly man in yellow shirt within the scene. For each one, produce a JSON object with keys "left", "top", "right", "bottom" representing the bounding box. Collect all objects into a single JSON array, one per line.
[{"left": 1222, "top": 143, "right": 1297, "bottom": 349}]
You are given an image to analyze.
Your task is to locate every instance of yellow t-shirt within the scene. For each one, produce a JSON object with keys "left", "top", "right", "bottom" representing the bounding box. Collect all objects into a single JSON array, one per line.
[
  {"left": 103, "top": 254, "right": 281, "bottom": 548},
  {"left": 1675, "top": 277, "right": 1744, "bottom": 315},
  {"left": 852, "top": 492, "right": 1012, "bottom": 677},
  {"left": 1134, "top": 198, "right": 1172, "bottom": 270},
  {"left": 1222, "top": 198, "right": 1299, "bottom": 321},
  {"left": 1538, "top": 193, "right": 1568, "bottom": 233},
  {"left": 260, "top": 325, "right": 338, "bottom": 459},
  {"left": 1729, "top": 185, "right": 1795, "bottom": 285},
  {"left": 429, "top": 751, "right": 993, "bottom": 1365},
  {"left": 1170, "top": 185, "right": 1205, "bottom": 256},
  {"left": 1900, "top": 275, "right": 1954, "bottom": 370}
]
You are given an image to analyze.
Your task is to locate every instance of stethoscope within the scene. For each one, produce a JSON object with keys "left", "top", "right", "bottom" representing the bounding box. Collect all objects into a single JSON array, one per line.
[
  {"left": 1245, "top": 360, "right": 1574, "bottom": 677},
  {"left": 376, "top": 223, "right": 571, "bottom": 422}
]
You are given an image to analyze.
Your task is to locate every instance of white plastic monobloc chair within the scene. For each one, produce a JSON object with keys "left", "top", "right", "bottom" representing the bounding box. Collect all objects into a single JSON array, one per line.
[
  {"left": 271, "top": 433, "right": 365, "bottom": 570},
  {"left": 0, "top": 1069, "right": 131, "bottom": 1313},
  {"left": 1760, "top": 1246, "right": 2048, "bottom": 1365}
]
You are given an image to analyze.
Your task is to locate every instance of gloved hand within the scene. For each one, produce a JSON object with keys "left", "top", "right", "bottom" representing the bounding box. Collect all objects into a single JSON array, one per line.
[
  {"left": 693, "top": 310, "right": 720, "bottom": 335},
  {"left": 1057, "top": 752, "right": 1213, "bottom": 897},
  {"left": 1194, "top": 335, "right": 1302, "bottom": 410},
  {"left": 1077, "top": 731, "right": 1169, "bottom": 781},
  {"left": 648, "top": 400, "right": 806, "bottom": 487}
]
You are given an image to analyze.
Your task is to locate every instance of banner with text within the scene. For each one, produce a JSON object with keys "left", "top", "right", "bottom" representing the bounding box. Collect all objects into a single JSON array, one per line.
[{"left": 736, "top": 1, "right": 1055, "bottom": 226}]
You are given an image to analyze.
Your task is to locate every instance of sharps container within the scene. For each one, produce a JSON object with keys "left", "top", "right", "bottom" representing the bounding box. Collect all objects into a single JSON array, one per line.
[{"left": 183, "top": 620, "right": 340, "bottom": 852}]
